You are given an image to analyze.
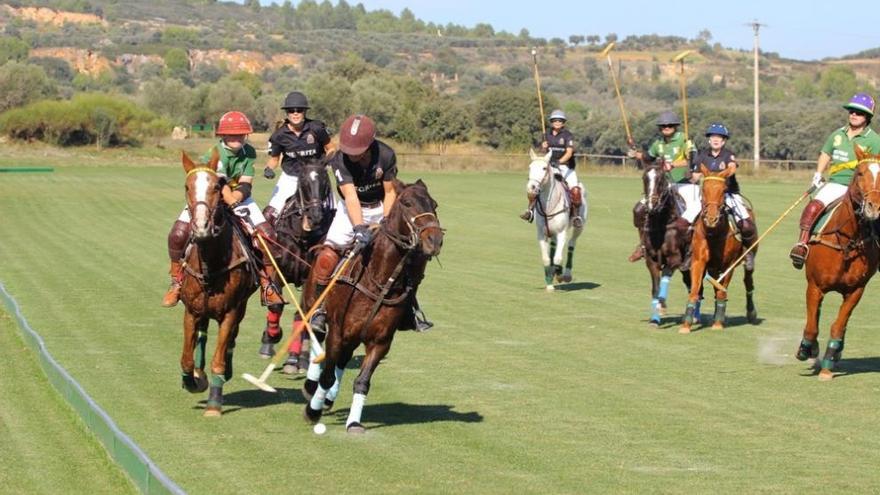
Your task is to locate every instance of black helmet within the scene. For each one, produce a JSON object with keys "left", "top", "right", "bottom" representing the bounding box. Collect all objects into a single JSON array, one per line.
[
  {"left": 281, "top": 91, "right": 310, "bottom": 110},
  {"left": 656, "top": 111, "right": 681, "bottom": 126}
]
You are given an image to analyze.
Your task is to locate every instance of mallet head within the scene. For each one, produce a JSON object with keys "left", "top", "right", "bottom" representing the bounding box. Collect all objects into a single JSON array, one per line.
[
  {"left": 672, "top": 50, "right": 695, "bottom": 62},
  {"left": 241, "top": 373, "right": 277, "bottom": 393},
  {"left": 600, "top": 42, "right": 616, "bottom": 57}
]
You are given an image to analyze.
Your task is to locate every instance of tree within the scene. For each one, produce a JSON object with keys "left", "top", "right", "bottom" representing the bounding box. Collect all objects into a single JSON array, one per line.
[
  {"left": 0, "top": 62, "right": 57, "bottom": 113},
  {"left": 140, "top": 78, "right": 193, "bottom": 125},
  {"left": 475, "top": 87, "right": 550, "bottom": 150},
  {"left": 229, "top": 71, "right": 263, "bottom": 99},
  {"left": 163, "top": 48, "right": 191, "bottom": 81},
  {"left": 586, "top": 35, "right": 600, "bottom": 45},
  {"left": 0, "top": 38, "right": 29, "bottom": 65},
  {"left": 696, "top": 29, "right": 712, "bottom": 43},
  {"left": 501, "top": 65, "right": 531, "bottom": 85},
  {"left": 605, "top": 33, "right": 618, "bottom": 44},
  {"left": 819, "top": 65, "right": 859, "bottom": 101},
  {"left": 205, "top": 78, "right": 257, "bottom": 124},
  {"left": 568, "top": 35, "right": 585, "bottom": 46}
]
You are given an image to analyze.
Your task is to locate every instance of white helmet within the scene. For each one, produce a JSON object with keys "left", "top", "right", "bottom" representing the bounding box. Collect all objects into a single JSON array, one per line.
[{"left": 549, "top": 109, "right": 567, "bottom": 122}]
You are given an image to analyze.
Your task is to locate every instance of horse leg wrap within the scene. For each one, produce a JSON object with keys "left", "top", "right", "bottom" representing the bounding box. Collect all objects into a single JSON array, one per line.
[
  {"left": 195, "top": 331, "right": 208, "bottom": 370},
  {"left": 309, "top": 385, "right": 328, "bottom": 412},
  {"left": 650, "top": 298, "right": 661, "bottom": 324},
  {"left": 821, "top": 339, "right": 845, "bottom": 371},
  {"left": 544, "top": 265, "right": 554, "bottom": 285},
  {"left": 306, "top": 358, "right": 323, "bottom": 382},
  {"left": 346, "top": 393, "right": 367, "bottom": 428},
  {"left": 326, "top": 366, "right": 346, "bottom": 403},
  {"left": 796, "top": 338, "right": 819, "bottom": 361},
  {"left": 684, "top": 302, "right": 696, "bottom": 325},
  {"left": 713, "top": 300, "right": 727, "bottom": 325},
  {"left": 746, "top": 290, "right": 756, "bottom": 313},
  {"left": 565, "top": 245, "right": 575, "bottom": 270},
  {"left": 657, "top": 275, "right": 671, "bottom": 303},
  {"left": 207, "top": 385, "right": 223, "bottom": 409},
  {"left": 693, "top": 299, "right": 702, "bottom": 322}
]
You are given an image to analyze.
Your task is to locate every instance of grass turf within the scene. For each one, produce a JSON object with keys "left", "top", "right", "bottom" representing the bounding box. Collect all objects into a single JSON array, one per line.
[{"left": 1, "top": 163, "right": 879, "bottom": 493}]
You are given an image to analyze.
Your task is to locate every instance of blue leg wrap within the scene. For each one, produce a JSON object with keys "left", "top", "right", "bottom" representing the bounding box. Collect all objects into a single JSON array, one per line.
[
  {"left": 650, "top": 298, "right": 661, "bottom": 324},
  {"left": 657, "top": 275, "right": 671, "bottom": 303}
]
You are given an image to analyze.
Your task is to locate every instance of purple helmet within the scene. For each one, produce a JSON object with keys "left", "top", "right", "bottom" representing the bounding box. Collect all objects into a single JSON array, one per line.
[{"left": 843, "top": 93, "right": 875, "bottom": 117}]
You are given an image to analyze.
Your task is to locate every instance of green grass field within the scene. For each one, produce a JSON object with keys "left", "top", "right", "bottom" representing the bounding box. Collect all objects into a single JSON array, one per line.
[{"left": 1, "top": 161, "right": 880, "bottom": 493}]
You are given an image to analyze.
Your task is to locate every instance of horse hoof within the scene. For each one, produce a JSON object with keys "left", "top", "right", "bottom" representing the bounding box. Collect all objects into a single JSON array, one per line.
[
  {"left": 649, "top": 318, "right": 660, "bottom": 327},
  {"left": 323, "top": 399, "right": 334, "bottom": 412},
  {"left": 679, "top": 326, "right": 691, "bottom": 334},
  {"left": 712, "top": 322, "right": 724, "bottom": 330},
  {"left": 258, "top": 343, "right": 275, "bottom": 359},
  {"left": 193, "top": 371, "right": 209, "bottom": 393},
  {"left": 304, "top": 405, "right": 322, "bottom": 424},
  {"left": 818, "top": 369, "right": 834, "bottom": 381},
  {"left": 747, "top": 310, "right": 759, "bottom": 324},
  {"left": 545, "top": 285, "right": 555, "bottom": 292},
  {"left": 203, "top": 407, "right": 222, "bottom": 418},
  {"left": 561, "top": 274, "right": 572, "bottom": 283},
  {"left": 346, "top": 422, "right": 366, "bottom": 434}
]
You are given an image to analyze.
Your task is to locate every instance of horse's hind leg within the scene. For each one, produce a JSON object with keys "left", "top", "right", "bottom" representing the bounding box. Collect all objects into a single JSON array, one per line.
[
  {"left": 259, "top": 307, "right": 284, "bottom": 359},
  {"left": 796, "top": 282, "right": 824, "bottom": 363},
  {"left": 561, "top": 239, "right": 576, "bottom": 283},
  {"left": 346, "top": 342, "right": 392, "bottom": 434},
  {"left": 743, "top": 264, "right": 758, "bottom": 324},
  {"left": 818, "top": 287, "right": 865, "bottom": 381},
  {"left": 538, "top": 236, "right": 554, "bottom": 290}
]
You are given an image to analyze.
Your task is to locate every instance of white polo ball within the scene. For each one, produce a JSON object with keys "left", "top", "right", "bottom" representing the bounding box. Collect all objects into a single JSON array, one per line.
[{"left": 313, "top": 423, "right": 327, "bottom": 435}]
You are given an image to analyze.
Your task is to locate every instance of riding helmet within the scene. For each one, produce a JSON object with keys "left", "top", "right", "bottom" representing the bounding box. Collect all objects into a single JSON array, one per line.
[
  {"left": 705, "top": 123, "right": 730, "bottom": 138},
  {"left": 655, "top": 111, "right": 682, "bottom": 126},
  {"left": 843, "top": 92, "right": 875, "bottom": 117},
  {"left": 549, "top": 109, "right": 567, "bottom": 122},
  {"left": 339, "top": 114, "right": 376, "bottom": 156},
  {"left": 216, "top": 111, "right": 253, "bottom": 135},
  {"left": 281, "top": 91, "right": 310, "bottom": 110}
]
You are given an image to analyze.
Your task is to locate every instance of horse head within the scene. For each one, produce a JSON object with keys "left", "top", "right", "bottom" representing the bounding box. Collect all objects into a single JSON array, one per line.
[
  {"left": 643, "top": 164, "right": 670, "bottom": 213},
  {"left": 851, "top": 147, "right": 880, "bottom": 221},
  {"left": 699, "top": 163, "right": 732, "bottom": 228},
  {"left": 182, "top": 150, "right": 225, "bottom": 241},
  {"left": 526, "top": 149, "right": 554, "bottom": 195},
  {"left": 296, "top": 157, "right": 332, "bottom": 232},
  {"left": 388, "top": 179, "right": 444, "bottom": 257}
]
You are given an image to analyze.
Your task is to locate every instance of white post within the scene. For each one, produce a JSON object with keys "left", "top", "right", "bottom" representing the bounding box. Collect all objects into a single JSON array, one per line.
[{"left": 750, "top": 21, "right": 764, "bottom": 171}]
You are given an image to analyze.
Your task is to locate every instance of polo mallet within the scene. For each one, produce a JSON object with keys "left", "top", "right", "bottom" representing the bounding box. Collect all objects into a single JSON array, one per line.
[
  {"left": 706, "top": 184, "right": 820, "bottom": 292},
  {"left": 672, "top": 50, "right": 695, "bottom": 141},
  {"left": 531, "top": 47, "right": 547, "bottom": 136},
  {"left": 241, "top": 244, "right": 358, "bottom": 392},
  {"left": 601, "top": 42, "right": 634, "bottom": 147}
]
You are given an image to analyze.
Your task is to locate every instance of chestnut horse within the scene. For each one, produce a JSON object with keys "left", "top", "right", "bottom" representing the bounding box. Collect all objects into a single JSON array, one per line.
[
  {"left": 640, "top": 164, "right": 696, "bottom": 325},
  {"left": 178, "top": 151, "right": 257, "bottom": 416},
  {"left": 258, "top": 158, "right": 334, "bottom": 363},
  {"left": 795, "top": 155, "right": 880, "bottom": 380},
  {"left": 680, "top": 164, "right": 757, "bottom": 333},
  {"left": 302, "top": 179, "right": 444, "bottom": 433}
]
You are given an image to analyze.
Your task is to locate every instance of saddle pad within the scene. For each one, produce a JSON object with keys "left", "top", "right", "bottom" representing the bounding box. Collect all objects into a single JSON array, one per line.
[{"left": 810, "top": 202, "right": 842, "bottom": 237}]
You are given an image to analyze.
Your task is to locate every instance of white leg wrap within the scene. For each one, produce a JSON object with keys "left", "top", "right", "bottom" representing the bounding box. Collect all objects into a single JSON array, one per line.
[
  {"left": 309, "top": 386, "right": 327, "bottom": 411},
  {"left": 346, "top": 393, "right": 366, "bottom": 427},
  {"left": 306, "top": 360, "right": 322, "bottom": 381},
  {"left": 326, "top": 366, "right": 345, "bottom": 402}
]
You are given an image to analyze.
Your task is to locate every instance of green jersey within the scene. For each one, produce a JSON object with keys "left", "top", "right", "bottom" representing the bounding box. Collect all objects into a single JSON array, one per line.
[
  {"left": 821, "top": 126, "right": 880, "bottom": 185},
  {"left": 647, "top": 131, "right": 695, "bottom": 183},
  {"left": 201, "top": 140, "right": 257, "bottom": 189}
]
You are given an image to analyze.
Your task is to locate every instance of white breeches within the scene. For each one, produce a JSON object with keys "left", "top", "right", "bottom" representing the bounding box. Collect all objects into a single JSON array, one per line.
[
  {"left": 724, "top": 193, "right": 750, "bottom": 222},
  {"left": 324, "top": 198, "right": 385, "bottom": 247},
  {"left": 176, "top": 196, "right": 267, "bottom": 226},
  {"left": 672, "top": 183, "right": 701, "bottom": 223},
  {"left": 814, "top": 182, "right": 848, "bottom": 206},
  {"left": 556, "top": 165, "right": 579, "bottom": 189},
  {"left": 267, "top": 172, "right": 299, "bottom": 211}
]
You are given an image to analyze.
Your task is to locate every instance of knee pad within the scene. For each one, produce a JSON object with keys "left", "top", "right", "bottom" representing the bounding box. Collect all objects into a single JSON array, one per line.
[
  {"left": 314, "top": 247, "right": 340, "bottom": 285},
  {"left": 167, "top": 220, "right": 190, "bottom": 260},
  {"left": 570, "top": 187, "right": 582, "bottom": 206}
]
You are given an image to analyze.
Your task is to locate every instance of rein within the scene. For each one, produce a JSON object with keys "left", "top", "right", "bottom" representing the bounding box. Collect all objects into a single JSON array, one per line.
[{"left": 533, "top": 164, "right": 567, "bottom": 237}]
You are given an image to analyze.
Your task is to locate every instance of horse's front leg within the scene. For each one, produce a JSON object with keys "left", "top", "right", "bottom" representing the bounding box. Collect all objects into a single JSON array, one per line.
[
  {"left": 346, "top": 341, "right": 392, "bottom": 434},
  {"left": 818, "top": 286, "right": 866, "bottom": 381},
  {"left": 204, "top": 309, "right": 240, "bottom": 417},
  {"left": 181, "top": 311, "right": 208, "bottom": 393},
  {"left": 646, "top": 258, "right": 661, "bottom": 326},
  {"left": 536, "top": 232, "right": 554, "bottom": 290},
  {"left": 711, "top": 268, "right": 735, "bottom": 330},
  {"left": 259, "top": 306, "right": 284, "bottom": 359},
  {"left": 796, "top": 281, "right": 824, "bottom": 363},
  {"left": 304, "top": 328, "right": 346, "bottom": 423}
]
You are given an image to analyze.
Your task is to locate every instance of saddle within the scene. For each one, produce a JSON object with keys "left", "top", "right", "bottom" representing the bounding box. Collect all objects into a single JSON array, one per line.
[
  {"left": 809, "top": 200, "right": 843, "bottom": 238},
  {"left": 182, "top": 209, "right": 259, "bottom": 287}
]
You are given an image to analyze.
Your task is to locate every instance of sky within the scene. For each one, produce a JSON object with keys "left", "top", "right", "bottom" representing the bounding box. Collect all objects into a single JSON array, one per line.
[{"left": 280, "top": 0, "right": 880, "bottom": 61}]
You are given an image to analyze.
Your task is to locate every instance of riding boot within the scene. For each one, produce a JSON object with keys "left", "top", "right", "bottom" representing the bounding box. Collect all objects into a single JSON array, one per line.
[
  {"left": 789, "top": 199, "right": 825, "bottom": 270},
  {"left": 519, "top": 193, "right": 537, "bottom": 222},
  {"left": 738, "top": 219, "right": 758, "bottom": 271},
  {"left": 162, "top": 220, "right": 190, "bottom": 307},
  {"left": 259, "top": 265, "right": 285, "bottom": 309},
  {"left": 161, "top": 260, "right": 185, "bottom": 307},
  {"left": 308, "top": 247, "right": 340, "bottom": 336},
  {"left": 628, "top": 200, "right": 647, "bottom": 262},
  {"left": 569, "top": 186, "right": 584, "bottom": 228}
]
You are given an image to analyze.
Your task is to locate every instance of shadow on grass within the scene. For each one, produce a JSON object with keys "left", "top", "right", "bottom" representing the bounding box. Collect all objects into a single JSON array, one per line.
[
  {"left": 554, "top": 281, "right": 601, "bottom": 291},
  {"left": 800, "top": 356, "right": 880, "bottom": 378},
  {"left": 194, "top": 386, "right": 304, "bottom": 415},
  {"left": 328, "top": 402, "right": 483, "bottom": 429}
]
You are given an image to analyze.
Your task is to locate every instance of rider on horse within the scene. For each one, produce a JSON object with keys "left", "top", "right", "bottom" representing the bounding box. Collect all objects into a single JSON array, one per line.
[
  {"left": 691, "top": 123, "right": 758, "bottom": 269},
  {"left": 309, "top": 114, "right": 433, "bottom": 333},
  {"left": 789, "top": 92, "right": 880, "bottom": 269},
  {"left": 520, "top": 109, "right": 584, "bottom": 228},
  {"left": 162, "top": 111, "right": 283, "bottom": 308},
  {"left": 629, "top": 111, "right": 697, "bottom": 262},
  {"left": 262, "top": 91, "right": 334, "bottom": 225}
]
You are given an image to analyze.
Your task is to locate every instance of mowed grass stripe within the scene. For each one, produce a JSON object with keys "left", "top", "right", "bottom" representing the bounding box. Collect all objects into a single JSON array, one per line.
[
  {"left": 1, "top": 165, "right": 880, "bottom": 493},
  {"left": 0, "top": 310, "right": 137, "bottom": 494}
]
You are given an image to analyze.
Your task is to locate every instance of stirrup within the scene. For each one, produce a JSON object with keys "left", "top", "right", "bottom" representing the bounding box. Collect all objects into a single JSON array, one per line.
[
  {"left": 790, "top": 243, "right": 808, "bottom": 270},
  {"left": 519, "top": 209, "right": 534, "bottom": 223},
  {"left": 309, "top": 308, "right": 327, "bottom": 337},
  {"left": 571, "top": 214, "right": 583, "bottom": 228},
  {"left": 413, "top": 309, "right": 434, "bottom": 333}
]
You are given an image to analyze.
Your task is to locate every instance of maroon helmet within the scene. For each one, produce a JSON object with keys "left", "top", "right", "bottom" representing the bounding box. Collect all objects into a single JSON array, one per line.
[{"left": 339, "top": 114, "right": 376, "bottom": 155}]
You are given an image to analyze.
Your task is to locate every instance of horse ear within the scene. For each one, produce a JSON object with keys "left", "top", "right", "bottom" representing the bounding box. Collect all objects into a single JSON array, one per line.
[
  {"left": 529, "top": 148, "right": 538, "bottom": 161},
  {"left": 393, "top": 178, "right": 405, "bottom": 194},
  {"left": 206, "top": 147, "right": 220, "bottom": 171},
  {"left": 415, "top": 178, "right": 426, "bottom": 188},
  {"left": 182, "top": 150, "right": 196, "bottom": 173},
  {"left": 699, "top": 163, "right": 710, "bottom": 176},
  {"left": 855, "top": 144, "right": 867, "bottom": 163},
  {"left": 543, "top": 150, "right": 552, "bottom": 163}
]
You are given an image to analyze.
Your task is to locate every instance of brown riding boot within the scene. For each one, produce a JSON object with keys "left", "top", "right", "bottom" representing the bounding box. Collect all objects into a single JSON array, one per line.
[
  {"left": 628, "top": 244, "right": 645, "bottom": 263},
  {"left": 569, "top": 186, "right": 584, "bottom": 228},
  {"left": 789, "top": 199, "right": 825, "bottom": 270},
  {"left": 161, "top": 261, "right": 184, "bottom": 307},
  {"left": 260, "top": 265, "right": 285, "bottom": 308},
  {"left": 738, "top": 219, "right": 758, "bottom": 271},
  {"left": 519, "top": 193, "right": 537, "bottom": 222}
]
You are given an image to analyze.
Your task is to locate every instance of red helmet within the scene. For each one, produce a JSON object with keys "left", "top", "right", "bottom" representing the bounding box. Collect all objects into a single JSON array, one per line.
[
  {"left": 339, "top": 114, "right": 375, "bottom": 155},
  {"left": 216, "top": 111, "right": 253, "bottom": 135}
]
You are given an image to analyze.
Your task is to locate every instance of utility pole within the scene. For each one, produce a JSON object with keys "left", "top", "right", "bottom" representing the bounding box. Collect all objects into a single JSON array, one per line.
[{"left": 748, "top": 20, "right": 766, "bottom": 170}]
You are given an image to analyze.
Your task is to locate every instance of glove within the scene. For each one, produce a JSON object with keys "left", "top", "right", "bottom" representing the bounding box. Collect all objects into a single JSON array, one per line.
[
  {"left": 811, "top": 172, "right": 825, "bottom": 189},
  {"left": 232, "top": 203, "right": 249, "bottom": 217},
  {"left": 352, "top": 223, "right": 373, "bottom": 248},
  {"left": 263, "top": 166, "right": 276, "bottom": 180}
]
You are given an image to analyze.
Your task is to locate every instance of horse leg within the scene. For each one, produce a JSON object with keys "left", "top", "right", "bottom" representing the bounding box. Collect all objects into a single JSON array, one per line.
[
  {"left": 818, "top": 286, "right": 865, "bottom": 381},
  {"left": 796, "top": 282, "right": 824, "bottom": 362},
  {"left": 192, "top": 319, "right": 209, "bottom": 392},
  {"left": 204, "top": 310, "right": 239, "bottom": 417},
  {"left": 743, "top": 262, "right": 758, "bottom": 324},
  {"left": 711, "top": 273, "right": 733, "bottom": 330},
  {"left": 323, "top": 347, "right": 355, "bottom": 412},
  {"left": 346, "top": 342, "right": 392, "bottom": 434},
  {"left": 653, "top": 267, "right": 674, "bottom": 325},
  {"left": 680, "top": 260, "right": 705, "bottom": 334},
  {"left": 538, "top": 236, "right": 554, "bottom": 290},
  {"left": 180, "top": 311, "right": 207, "bottom": 393},
  {"left": 552, "top": 231, "right": 568, "bottom": 283},
  {"left": 562, "top": 241, "right": 576, "bottom": 283},
  {"left": 259, "top": 307, "right": 283, "bottom": 359},
  {"left": 304, "top": 323, "right": 343, "bottom": 421}
]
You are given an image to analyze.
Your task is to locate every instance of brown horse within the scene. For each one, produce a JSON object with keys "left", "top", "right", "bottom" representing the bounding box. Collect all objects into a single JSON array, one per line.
[
  {"left": 795, "top": 154, "right": 880, "bottom": 380},
  {"left": 258, "top": 158, "right": 334, "bottom": 369},
  {"left": 680, "top": 164, "right": 757, "bottom": 333},
  {"left": 178, "top": 151, "right": 257, "bottom": 416},
  {"left": 640, "top": 164, "right": 696, "bottom": 325},
  {"left": 302, "top": 179, "right": 444, "bottom": 433}
]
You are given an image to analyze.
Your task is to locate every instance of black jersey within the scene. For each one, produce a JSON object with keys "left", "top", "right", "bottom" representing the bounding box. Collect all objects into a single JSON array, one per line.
[
  {"left": 267, "top": 119, "right": 331, "bottom": 175},
  {"left": 544, "top": 128, "right": 577, "bottom": 169},
  {"left": 692, "top": 147, "right": 739, "bottom": 194},
  {"left": 330, "top": 140, "right": 398, "bottom": 205}
]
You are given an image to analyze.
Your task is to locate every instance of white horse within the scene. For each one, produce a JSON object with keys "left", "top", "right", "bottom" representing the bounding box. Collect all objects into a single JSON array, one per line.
[{"left": 525, "top": 149, "right": 587, "bottom": 290}]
